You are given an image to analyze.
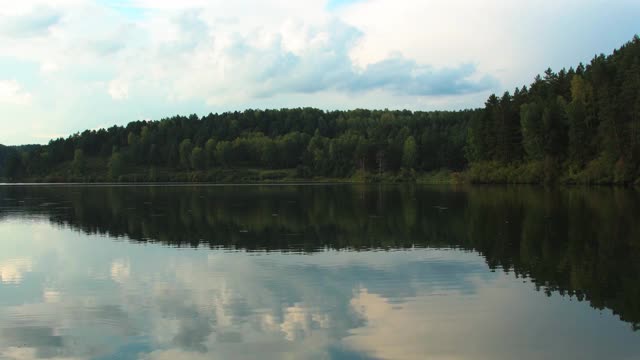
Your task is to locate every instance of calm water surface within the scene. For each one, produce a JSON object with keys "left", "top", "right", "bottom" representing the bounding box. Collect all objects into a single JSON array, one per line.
[{"left": 0, "top": 185, "right": 639, "bottom": 360}]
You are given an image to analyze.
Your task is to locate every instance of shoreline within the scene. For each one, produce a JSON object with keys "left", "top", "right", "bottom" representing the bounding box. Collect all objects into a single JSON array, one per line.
[{"left": 2, "top": 166, "right": 639, "bottom": 187}]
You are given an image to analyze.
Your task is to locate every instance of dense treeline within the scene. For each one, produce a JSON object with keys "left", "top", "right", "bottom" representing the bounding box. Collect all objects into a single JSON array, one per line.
[
  {"left": 467, "top": 35, "right": 640, "bottom": 184},
  {"left": 0, "top": 109, "right": 472, "bottom": 182},
  {"left": 1, "top": 36, "right": 639, "bottom": 184}
]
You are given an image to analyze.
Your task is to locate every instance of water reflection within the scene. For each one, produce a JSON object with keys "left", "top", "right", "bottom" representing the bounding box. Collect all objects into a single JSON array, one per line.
[
  {"left": 0, "top": 185, "right": 639, "bottom": 359},
  {"left": 0, "top": 258, "right": 33, "bottom": 284}
]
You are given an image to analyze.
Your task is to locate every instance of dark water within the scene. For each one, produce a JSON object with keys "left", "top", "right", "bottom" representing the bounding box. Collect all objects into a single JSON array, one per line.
[{"left": 0, "top": 184, "right": 639, "bottom": 360}]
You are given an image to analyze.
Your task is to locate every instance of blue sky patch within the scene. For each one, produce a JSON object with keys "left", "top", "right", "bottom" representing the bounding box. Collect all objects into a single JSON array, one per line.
[
  {"left": 326, "top": 0, "right": 366, "bottom": 10},
  {"left": 97, "top": 0, "right": 146, "bottom": 20}
]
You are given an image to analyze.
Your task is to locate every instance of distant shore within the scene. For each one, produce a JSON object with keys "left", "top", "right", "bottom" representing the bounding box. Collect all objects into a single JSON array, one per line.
[
  {"left": 3, "top": 166, "right": 639, "bottom": 187},
  {"left": 0, "top": 168, "right": 458, "bottom": 185}
]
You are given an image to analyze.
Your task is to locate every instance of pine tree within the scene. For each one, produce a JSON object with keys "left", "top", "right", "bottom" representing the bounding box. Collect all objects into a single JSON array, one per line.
[
  {"left": 567, "top": 75, "right": 593, "bottom": 166},
  {"left": 520, "top": 102, "right": 545, "bottom": 161}
]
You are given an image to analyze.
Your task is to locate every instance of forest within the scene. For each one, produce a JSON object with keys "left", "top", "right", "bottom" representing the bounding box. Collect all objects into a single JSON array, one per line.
[{"left": 1, "top": 35, "right": 639, "bottom": 184}]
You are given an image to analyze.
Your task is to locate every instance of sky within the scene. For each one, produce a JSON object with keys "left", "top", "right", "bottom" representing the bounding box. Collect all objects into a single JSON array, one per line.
[{"left": 0, "top": 0, "right": 638, "bottom": 145}]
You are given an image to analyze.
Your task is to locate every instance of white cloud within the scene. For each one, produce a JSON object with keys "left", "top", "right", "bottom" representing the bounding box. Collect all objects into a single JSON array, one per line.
[
  {"left": 33, "top": 133, "right": 67, "bottom": 140},
  {"left": 341, "top": 0, "right": 640, "bottom": 88},
  {"left": 0, "top": 0, "right": 639, "bottom": 144},
  {"left": 0, "top": 80, "right": 33, "bottom": 105},
  {"left": 108, "top": 79, "right": 130, "bottom": 100},
  {"left": 40, "top": 61, "right": 61, "bottom": 73},
  {"left": 0, "top": 6, "right": 62, "bottom": 37}
]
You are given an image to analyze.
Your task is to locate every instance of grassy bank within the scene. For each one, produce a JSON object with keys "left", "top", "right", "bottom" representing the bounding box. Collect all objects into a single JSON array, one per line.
[
  {"left": 466, "top": 160, "right": 640, "bottom": 186},
  {"left": 7, "top": 156, "right": 640, "bottom": 186},
  {"left": 7, "top": 157, "right": 465, "bottom": 184}
]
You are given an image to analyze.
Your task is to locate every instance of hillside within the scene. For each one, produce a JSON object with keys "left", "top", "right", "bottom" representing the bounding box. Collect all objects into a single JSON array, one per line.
[{"left": 1, "top": 36, "right": 639, "bottom": 185}]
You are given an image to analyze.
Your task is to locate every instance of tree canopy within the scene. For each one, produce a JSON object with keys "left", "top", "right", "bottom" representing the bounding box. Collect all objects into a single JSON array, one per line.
[
  {"left": 1, "top": 36, "right": 639, "bottom": 184},
  {"left": 0, "top": 108, "right": 472, "bottom": 182}
]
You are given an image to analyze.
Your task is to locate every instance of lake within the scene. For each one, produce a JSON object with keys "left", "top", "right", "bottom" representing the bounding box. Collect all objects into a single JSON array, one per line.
[{"left": 0, "top": 184, "right": 639, "bottom": 360}]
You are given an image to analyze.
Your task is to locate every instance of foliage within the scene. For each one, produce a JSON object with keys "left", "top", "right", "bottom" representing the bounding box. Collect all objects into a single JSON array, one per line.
[
  {"left": 0, "top": 108, "right": 473, "bottom": 181},
  {"left": 108, "top": 152, "right": 125, "bottom": 180},
  {"left": 1, "top": 36, "right": 640, "bottom": 185},
  {"left": 467, "top": 35, "right": 640, "bottom": 184}
]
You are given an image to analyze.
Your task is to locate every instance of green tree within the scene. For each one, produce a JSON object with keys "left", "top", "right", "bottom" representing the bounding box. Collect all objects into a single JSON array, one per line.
[
  {"left": 260, "top": 139, "right": 278, "bottom": 168},
  {"left": 179, "top": 139, "right": 193, "bottom": 169},
  {"left": 520, "top": 102, "right": 545, "bottom": 160},
  {"left": 72, "top": 149, "right": 85, "bottom": 175},
  {"left": 108, "top": 152, "right": 125, "bottom": 180},
  {"left": 354, "top": 137, "right": 370, "bottom": 173},
  {"left": 128, "top": 132, "right": 139, "bottom": 146},
  {"left": 140, "top": 126, "right": 150, "bottom": 144},
  {"left": 542, "top": 96, "right": 568, "bottom": 158},
  {"left": 307, "top": 130, "right": 329, "bottom": 175},
  {"left": 467, "top": 95, "right": 500, "bottom": 162},
  {"left": 205, "top": 139, "right": 217, "bottom": 168},
  {"left": 215, "top": 141, "right": 233, "bottom": 167},
  {"left": 402, "top": 136, "right": 417, "bottom": 169},
  {"left": 619, "top": 62, "right": 640, "bottom": 172},
  {"left": 127, "top": 132, "right": 140, "bottom": 164},
  {"left": 498, "top": 91, "right": 523, "bottom": 163},
  {"left": 567, "top": 76, "right": 592, "bottom": 166},
  {"left": 190, "top": 147, "right": 204, "bottom": 170}
]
